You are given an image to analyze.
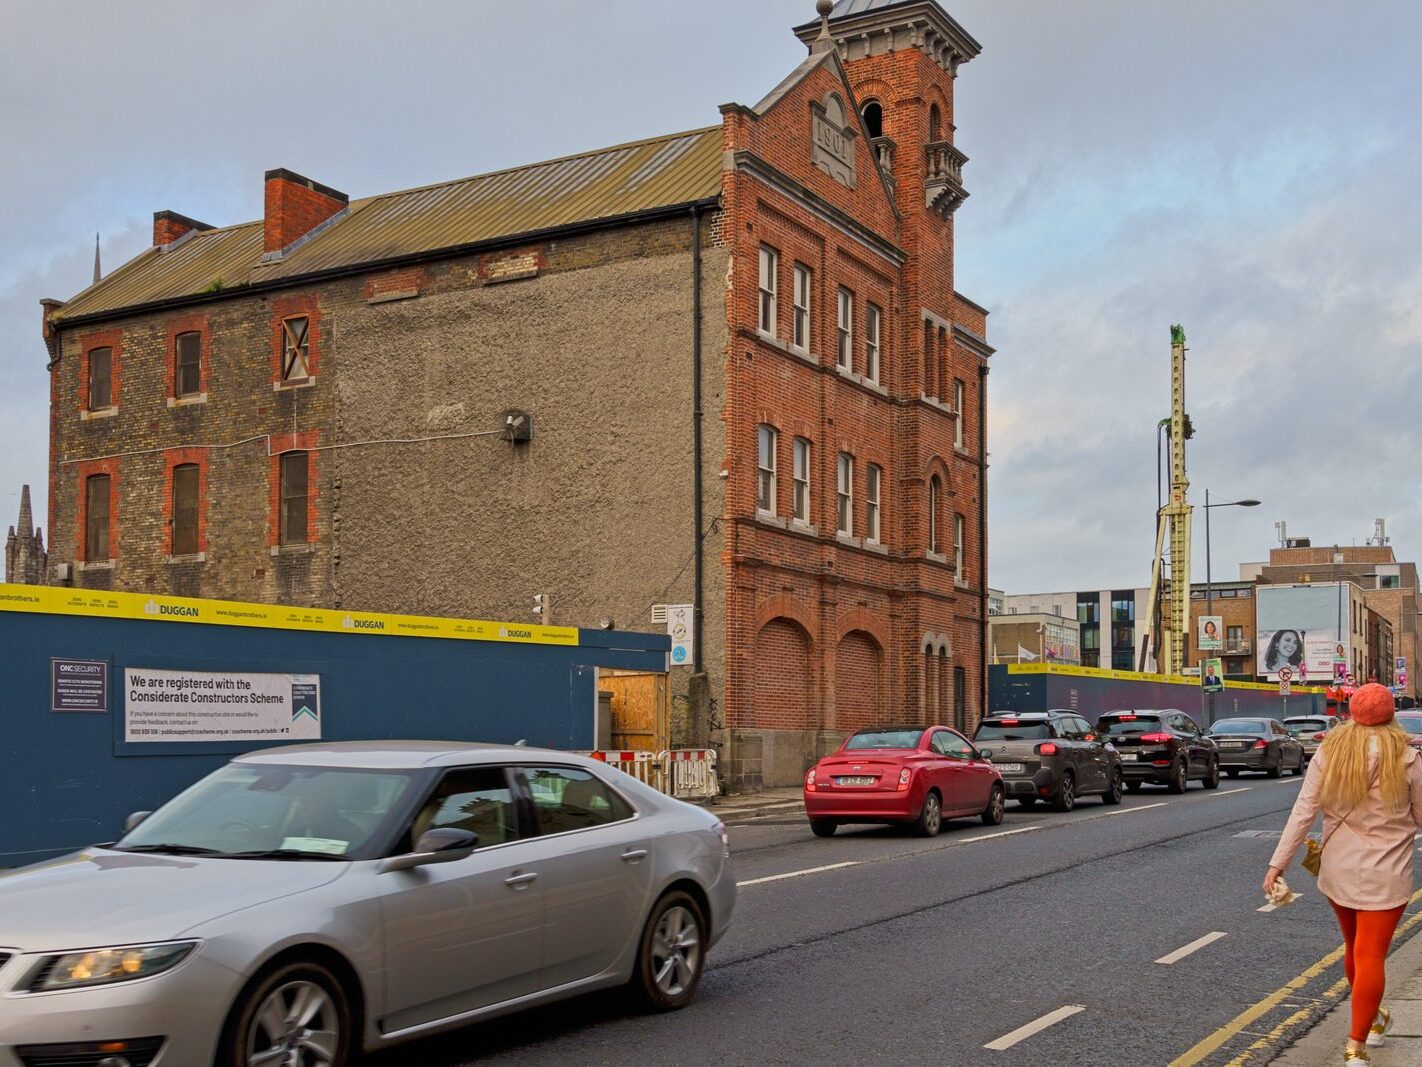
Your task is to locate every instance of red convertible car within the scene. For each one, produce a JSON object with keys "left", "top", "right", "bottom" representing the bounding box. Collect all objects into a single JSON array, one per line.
[{"left": 804, "top": 725, "right": 1005, "bottom": 837}]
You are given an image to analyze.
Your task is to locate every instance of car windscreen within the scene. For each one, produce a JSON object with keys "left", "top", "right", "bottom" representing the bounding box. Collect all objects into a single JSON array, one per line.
[
  {"left": 975, "top": 721, "right": 1052, "bottom": 741},
  {"left": 1209, "top": 720, "right": 1269, "bottom": 735},
  {"left": 1099, "top": 715, "right": 1162, "bottom": 736},
  {"left": 1397, "top": 717, "right": 1422, "bottom": 736},
  {"left": 1284, "top": 719, "right": 1329, "bottom": 735},
  {"left": 845, "top": 729, "right": 923, "bottom": 750},
  {"left": 115, "top": 763, "right": 420, "bottom": 859}
]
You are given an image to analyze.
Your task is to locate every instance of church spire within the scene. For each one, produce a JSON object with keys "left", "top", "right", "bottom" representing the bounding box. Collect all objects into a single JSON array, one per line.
[
  {"left": 5, "top": 484, "right": 47, "bottom": 585},
  {"left": 93, "top": 232, "right": 102, "bottom": 284}
]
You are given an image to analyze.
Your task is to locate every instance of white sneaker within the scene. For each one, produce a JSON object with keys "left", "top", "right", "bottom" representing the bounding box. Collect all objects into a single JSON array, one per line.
[{"left": 1367, "top": 1007, "right": 1392, "bottom": 1048}]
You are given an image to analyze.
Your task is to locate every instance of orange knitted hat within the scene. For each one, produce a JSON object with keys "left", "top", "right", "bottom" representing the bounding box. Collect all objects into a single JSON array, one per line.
[{"left": 1350, "top": 682, "right": 1395, "bottom": 727}]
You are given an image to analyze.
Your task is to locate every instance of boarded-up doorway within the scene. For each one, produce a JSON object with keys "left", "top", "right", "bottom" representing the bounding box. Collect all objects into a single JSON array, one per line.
[{"left": 600, "top": 670, "right": 670, "bottom": 753}]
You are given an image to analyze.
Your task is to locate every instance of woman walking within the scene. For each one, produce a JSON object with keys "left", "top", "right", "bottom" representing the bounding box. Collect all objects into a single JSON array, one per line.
[{"left": 1265, "top": 684, "right": 1422, "bottom": 1062}]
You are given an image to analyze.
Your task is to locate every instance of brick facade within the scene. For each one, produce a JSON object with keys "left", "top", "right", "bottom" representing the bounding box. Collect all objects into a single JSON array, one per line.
[{"left": 43, "top": 2, "right": 992, "bottom": 790}]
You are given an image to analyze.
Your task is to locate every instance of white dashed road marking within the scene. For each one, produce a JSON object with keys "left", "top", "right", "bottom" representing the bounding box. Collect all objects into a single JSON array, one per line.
[
  {"left": 737, "top": 861, "right": 859, "bottom": 887},
  {"left": 1156, "top": 931, "right": 1229, "bottom": 965},
  {"left": 984, "top": 1005, "right": 1087, "bottom": 1051}
]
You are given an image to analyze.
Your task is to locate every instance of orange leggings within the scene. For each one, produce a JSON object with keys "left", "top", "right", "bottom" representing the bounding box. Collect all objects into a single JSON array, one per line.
[{"left": 1330, "top": 901, "right": 1406, "bottom": 1042}]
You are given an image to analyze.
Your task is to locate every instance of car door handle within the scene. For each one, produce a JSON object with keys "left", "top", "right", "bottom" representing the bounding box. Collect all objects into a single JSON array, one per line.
[
  {"left": 621, "top": 849, "right": 649, "bottom": 864},
  {"left": 504, "top": 871, "right": 538, "bottom": 889}
]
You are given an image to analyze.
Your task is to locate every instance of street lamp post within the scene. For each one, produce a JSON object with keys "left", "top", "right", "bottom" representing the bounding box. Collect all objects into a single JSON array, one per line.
[{"left": 1202, "top": 490, "right": 1261, "bottom": 727}]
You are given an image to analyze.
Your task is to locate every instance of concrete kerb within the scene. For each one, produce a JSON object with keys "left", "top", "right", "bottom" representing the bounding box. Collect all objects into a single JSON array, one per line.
[
  {"left": 697, "top": 787, "right": 804, "bottom": 825},
  {"left": 1275, "top": 919, "right": 1422, "bottom": 1065}
]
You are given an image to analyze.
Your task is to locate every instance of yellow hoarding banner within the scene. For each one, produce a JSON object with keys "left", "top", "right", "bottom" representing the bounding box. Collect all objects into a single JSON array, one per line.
[
  {"left": 1004, "top": 661, "right": 1324, "bottom": 694},
  {"left": 0, "top": 583, "right": 579, "bottom": 647}
]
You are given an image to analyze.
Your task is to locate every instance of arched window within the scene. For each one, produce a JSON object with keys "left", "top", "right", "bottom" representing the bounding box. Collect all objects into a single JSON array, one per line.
[
  {"left": 862, "top": 100, "right": 884, "bottom": 139},
  {"left": 928, "top": 104, "right": 943, "bottom": 142},
  {"left": 928, "top": 476, "right": 941, "bottom": 554}
]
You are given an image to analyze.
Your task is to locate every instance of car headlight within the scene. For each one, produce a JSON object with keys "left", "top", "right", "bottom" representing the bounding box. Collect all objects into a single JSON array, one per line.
[{"left": 29, "top": 941, "right": 196, "bottom": 992}]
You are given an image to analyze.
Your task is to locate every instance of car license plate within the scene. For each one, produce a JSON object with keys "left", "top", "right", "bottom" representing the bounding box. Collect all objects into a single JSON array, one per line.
[
  {"left": 1117, "top": 752, "right": 1137, "bottom": 761},
  {"left": 994, "top": 763, "right": 1025, "bottom": 774},
  {"left": 834, "top": 775, "right": 876, "bottom": 786},
  {"left": 1222, "top": 741, "right": 1247, "bottom": 748}
]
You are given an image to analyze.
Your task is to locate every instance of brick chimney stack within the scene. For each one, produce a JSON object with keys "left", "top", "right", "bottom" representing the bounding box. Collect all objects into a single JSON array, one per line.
[
  {"left": 153, "top": 210, "right": 214, "bottom": 248},
  {"left": 263, "top": 169, "right": 348, "bottom": 257}
]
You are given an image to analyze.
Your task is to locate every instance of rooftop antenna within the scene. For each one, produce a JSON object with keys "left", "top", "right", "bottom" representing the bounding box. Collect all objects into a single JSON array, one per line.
[
  {"left": 1369, "top": 518, "right": 1389, "bottom": 547},
  {"left": 1275, "top": 520, "right": 1288, "bottom": 548}
]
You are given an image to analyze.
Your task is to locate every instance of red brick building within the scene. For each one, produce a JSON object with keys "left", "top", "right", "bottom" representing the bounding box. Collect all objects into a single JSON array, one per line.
[{"left": 40, "top": 0, "right": 992, "bottom": 789}]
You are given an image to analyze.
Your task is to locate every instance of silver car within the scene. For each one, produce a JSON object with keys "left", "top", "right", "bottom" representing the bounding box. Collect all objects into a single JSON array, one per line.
[{"left": 0, "top": 742, "right": 735, "bottom": 1066}]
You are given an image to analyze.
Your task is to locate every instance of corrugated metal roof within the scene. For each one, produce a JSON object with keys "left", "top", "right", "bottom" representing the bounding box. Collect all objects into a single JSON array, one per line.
[{"left": 57, "top": 127, "right": 724, "bottom": 322}]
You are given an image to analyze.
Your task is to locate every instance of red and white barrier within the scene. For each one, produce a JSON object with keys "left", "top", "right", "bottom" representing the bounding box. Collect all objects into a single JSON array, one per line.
[{"left": 581, "top": 749, "right": 719, "bottom": 800}]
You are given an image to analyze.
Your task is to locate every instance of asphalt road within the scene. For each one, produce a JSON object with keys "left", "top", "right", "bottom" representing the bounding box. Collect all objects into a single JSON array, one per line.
[{"left": 370, "top": 774, "right": 1422, "bottom": 1066}]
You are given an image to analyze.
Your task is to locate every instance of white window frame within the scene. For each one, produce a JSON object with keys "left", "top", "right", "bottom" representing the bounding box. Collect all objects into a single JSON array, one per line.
[
  {"left": 793, "top": 437, "right": 812, "bottom": 524},
  {"left": 837, "top": 288, "right": 854, "bottom": 371},
  {"left": 792, "top": 264, "right": 812, "bottom": 353},
  {"left": 757, "top": 425, "right": 778, "bottom": 514},
  {"left": 954, "top": 378, "right": 966, "bottom": 447},
  {"left": 866, "top": 463, "right": 882, "bottom": 543},
  {"left": 954, "top": 512, "right": 965, "bottom": 580},
  {"left": 837, "top": 452, "right": 854, "bottom": 535},
  {"left": 758, "top": 247, "right": 778, "bottom": 337},
  {"left": 865, "top": 303, "right": 882, "bottom": 384}
]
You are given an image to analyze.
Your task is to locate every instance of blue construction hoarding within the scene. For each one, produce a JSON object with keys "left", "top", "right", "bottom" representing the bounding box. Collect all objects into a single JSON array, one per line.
[
  {"left": 989, "top": 663, "right": 1326, "bottom": 726},
  {"left": 0, "top": 583, "right": 669, "bottom": 866}
]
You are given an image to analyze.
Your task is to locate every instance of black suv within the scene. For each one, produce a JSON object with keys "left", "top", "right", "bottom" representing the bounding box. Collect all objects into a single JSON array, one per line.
[
  {"left": 1096, "top": 709, "right": 1220, "bottom": 793},
  {"left": 974, "top": 710, "right": 1124, "bottom": 812}
]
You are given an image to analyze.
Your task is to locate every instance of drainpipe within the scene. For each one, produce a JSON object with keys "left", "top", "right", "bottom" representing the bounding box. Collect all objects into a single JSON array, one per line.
[
  {"left": 978, "top": 362, "right": 990, "bottom": 721},
  {"left": 691, "top": 205, "right": 704, "bottom": 674}
]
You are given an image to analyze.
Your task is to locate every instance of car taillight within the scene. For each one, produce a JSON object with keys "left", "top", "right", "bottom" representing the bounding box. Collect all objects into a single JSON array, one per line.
[
  {"left": 1139, "top": 733, "right": 1172, "bottom": 744},
  {"left": 897, "top": 768, "right": 912, "bottom": 791},
  {"left": 1313, "top": 732, "right": 1327, "bottom": 741},
  {"left": 1253, "top": 739, "right": 1268, "bottom": 749},
  {"left": 805, "top": 768, "right": 817, "bottom": 790},
  {"left": 1036, "top": 742, "right": 1058, "bottom": 756}
]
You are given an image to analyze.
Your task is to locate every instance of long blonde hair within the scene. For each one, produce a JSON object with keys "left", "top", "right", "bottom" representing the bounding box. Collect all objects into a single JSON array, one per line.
[{"left": 1319, "top": 720, "right": 1412, "bottom": 811}]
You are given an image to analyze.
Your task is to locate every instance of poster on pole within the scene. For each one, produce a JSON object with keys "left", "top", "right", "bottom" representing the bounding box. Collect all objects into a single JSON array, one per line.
[
  {"left": 1197, "top": 617, "right": 1223, "bottom": 652},
  {"left": 124, "top": 667, "right": 321, "bottom": 744},
  {"left": 666, "top": 604, "right": 694, "bottom": 667},
  {"left": 1201, "top": 658, "right": 1224, "bottom": 693}
]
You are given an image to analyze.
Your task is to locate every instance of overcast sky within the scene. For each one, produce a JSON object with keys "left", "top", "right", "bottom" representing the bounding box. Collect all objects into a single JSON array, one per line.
[{"left": 2, "top": 0, "right": 1419, "bottom": 595}]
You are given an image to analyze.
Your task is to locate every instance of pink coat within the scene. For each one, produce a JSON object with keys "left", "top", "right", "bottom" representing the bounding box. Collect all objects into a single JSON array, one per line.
[{"left": 1271, "top": 745, "right": 1422, "bottom": 910}]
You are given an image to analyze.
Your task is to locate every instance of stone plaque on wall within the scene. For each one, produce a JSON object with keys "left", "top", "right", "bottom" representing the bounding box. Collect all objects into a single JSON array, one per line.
[{"left": 810, "top": 93, "right": 857, "bottom": 189}]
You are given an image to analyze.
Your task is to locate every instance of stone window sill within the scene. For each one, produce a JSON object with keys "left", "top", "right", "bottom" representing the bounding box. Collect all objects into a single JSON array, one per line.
[
  {"left": 954, "top": 445, "right": 972, "bottom": 458},
  {"left": 836, "top": 531, "right": 861, "bottom": 548},
  {"left": 864, "top": 539, "right": 889, "bottom": 556},
  {"left": 273, "top": 377, "right": 317, "bottom": 392},
  {"left": 920, "top": 394, "right": 957, "bottom": 416},
  {"left": 167, "top": 393, "right": 208, "bottom": 408},
  {"left": 755, "top": 510, "right": 787, "bottom": 529},
  {"left": 77, "top": 559, "right": 115, "bottom": 572},
  {"left": 790, "top": 519, "right": 818, "bottom": 537},
  {"left": 926, "top": 551, "right": 948, "bottom": 565},
  {"left": 166, "top": 552, "right": 207, "bottom": 564},
  {"left": 80, "top": 407, "right": 118, "bottom": 421},
  {"left": 270, "top": 543, "right": 317, "bottom": 556},
  {"left": 837, "top": 365, "right": 889, "bottom": 398},
  {"left": 955, "top": 577, "right": 971, "bottom": 589}
]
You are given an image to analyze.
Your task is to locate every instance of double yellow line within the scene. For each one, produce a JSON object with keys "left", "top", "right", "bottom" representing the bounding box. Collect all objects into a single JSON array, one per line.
[{"left": 1169, "top": 886, "right": 1422, "bottom": 1066}]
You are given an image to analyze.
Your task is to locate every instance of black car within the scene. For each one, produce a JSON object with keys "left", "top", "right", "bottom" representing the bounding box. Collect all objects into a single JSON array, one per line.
[
  {"left": 1208, "top": 718, "right": 1306, "bottom": 777},
  {"left": 974, "top": 710, "right": 1124, "bottom": 812},
  {"left": 1096, "top": 709, "right": 1220, "bottom": 793}
]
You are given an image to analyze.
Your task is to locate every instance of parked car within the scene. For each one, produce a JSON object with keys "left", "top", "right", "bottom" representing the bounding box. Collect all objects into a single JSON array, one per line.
[
  {"left": 1207, "top": 717, "right": 1306, "bottom": 777},
  {"left": 973, "top": 710, "right": 1123, "bottom": 811},
  {"left": 804, "top": 726, "right": 1004, "bottom": 837},
  {"left": 1096, "top": 709, "right": 1220, "bottom": 792},
  {"left": 1395, "top": 713, "right": 1422, "bottom": 752},
  {"left": 0, "top": 742, "right": 735, "bottom": 1066},
  {"left": 1282, "top": 715, "right": 1340, "bottom": 762}
]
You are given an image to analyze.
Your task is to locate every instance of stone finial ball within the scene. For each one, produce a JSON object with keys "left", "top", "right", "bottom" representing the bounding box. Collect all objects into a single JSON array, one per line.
[{"left": 817, "top": 0, "right": 834, "bottom": 17}]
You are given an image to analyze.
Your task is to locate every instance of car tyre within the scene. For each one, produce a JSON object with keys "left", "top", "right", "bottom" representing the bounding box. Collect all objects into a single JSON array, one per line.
[
  {"left": 1292, "top": 751, "right": 1306, "bottom": 776},
  {"left": 1202, "top": 758, "right": 1221, "bottom": 790},
  {"left": 1101, "top": 768, "right": 1124, "bottom": 805},
  {"left": 1051, "top": 771, "right": 1076, "bottom": 813},
  {"left": 982, "top": 784, "right": 1005, "bottom": 826},
  {"left": 1166, "top": 759, "right": 1188, "bottom": 794},
  {"left": 218, "top": 959, "right": 354, "bottom": 1067},
  {"left": 1267, "top": 754, "right": 1284, "bottom": 779},
  {"left": 630, "top": 891, "right": 706, "bottom": 1012},
  {"left": 809, "top": 818, "right": 837, "bottom": 838},
  {"left": 913, "top": 790, "right": 943, "bottom": 836}
]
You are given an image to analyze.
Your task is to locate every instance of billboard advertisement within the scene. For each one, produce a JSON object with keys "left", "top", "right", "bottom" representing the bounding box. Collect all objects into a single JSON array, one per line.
[{"left": 1256, "top": 584, "right": 1351, "bottom": 682}]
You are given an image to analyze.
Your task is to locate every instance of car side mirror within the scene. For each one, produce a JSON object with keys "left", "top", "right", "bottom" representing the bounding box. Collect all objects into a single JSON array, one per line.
[
  {"left": 381, "top": 827, "right": 478, "bottom": 874},
  {"left": 124, "top": 811, "right": 153, "bottom": 834},
  {"left": 977, "top": 747, "right": 993, "bottom": 761}
]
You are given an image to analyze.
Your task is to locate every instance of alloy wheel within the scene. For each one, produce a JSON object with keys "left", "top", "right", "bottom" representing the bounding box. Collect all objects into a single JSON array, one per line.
[
  {"left": 650, "top": 905, "right": 702, "bottom": 998},
  {"left": 246, "top": 980, "right": 339, "bottom": 1067}
]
